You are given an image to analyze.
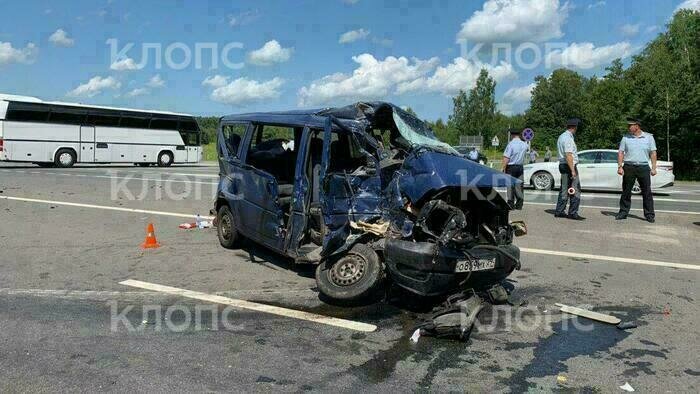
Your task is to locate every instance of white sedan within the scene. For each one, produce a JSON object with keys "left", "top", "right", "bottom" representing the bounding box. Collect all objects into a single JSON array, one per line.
[{"left": 523, "top": 149, "right": 675, "bottom": 192}]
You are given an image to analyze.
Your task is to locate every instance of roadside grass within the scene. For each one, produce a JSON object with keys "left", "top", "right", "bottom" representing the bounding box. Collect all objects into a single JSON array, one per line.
[{"left": 203, "top": 143, "right": 217, "bottom": 161}]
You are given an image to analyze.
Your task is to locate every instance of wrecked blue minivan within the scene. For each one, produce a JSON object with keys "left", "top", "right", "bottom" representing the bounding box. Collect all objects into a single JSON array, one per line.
[{"left": 214, "top": 102, "right": 523, "bottom": 303}]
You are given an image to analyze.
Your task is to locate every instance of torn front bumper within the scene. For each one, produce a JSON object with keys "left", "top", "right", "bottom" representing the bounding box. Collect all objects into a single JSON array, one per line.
[{"left": 384, "top": 239, "right": 520, "bottom": 297}]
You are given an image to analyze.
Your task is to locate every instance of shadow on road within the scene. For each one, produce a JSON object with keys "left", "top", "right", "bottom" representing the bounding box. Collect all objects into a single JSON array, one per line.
[{"left": 601, "top": 210, "right": 646, "bottom": 221}]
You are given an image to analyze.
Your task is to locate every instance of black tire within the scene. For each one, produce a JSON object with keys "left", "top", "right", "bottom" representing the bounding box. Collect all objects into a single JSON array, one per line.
[
  {"left": 37, "top": 163, "right": 55, "bottom": 168},
  {"left": 217, "top": 204, "right": 240, "bottom": 249},
  {"left": 54, "top": 149, "right": 76, "bottom": 168},
  {"left": 315, "top": 243, "right": 384, "bottom": 303},
  {"left": 157, "top": 151, "right": 173, "bottom": 167},
  {"left": 532, "top": 171, "right": 554, "bottom": 190}
]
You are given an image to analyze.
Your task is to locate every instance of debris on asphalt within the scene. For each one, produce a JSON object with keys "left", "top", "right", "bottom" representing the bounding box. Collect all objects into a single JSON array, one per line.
[
  {"left": 414, "top": 292, "right": 485, "bottom": 341},
  {"left": 179, "top": 221, "right": 212, "bottom": 229},
  {"left": 616, "top": 321, "right": 638, "bottom": 330},
  {"left": 555, "top": 303, "right": 622, "bottom": 325},
  {"left": 619, "top": 382, "right": 635, "bottom": 392},
  {"left": 410, "top": 328, "right": 421, "bottom": 343},
  {"left": 556, "top": 374, "right": 568, "bottom": 385},
  {"left": 510, "top": 220, "right": 527, "bottom": 236}
]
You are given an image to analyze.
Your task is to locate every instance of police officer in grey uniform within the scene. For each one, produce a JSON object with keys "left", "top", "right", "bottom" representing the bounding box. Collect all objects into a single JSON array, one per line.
[
  {"left": 616, "top": 117, "right": 657, "bottom": 222},
  {"left": 502, "top": 128, "right": 528, "bottom": 210},
  {"left": 554, "top": 118, "right": 585, "bottom": 220}
]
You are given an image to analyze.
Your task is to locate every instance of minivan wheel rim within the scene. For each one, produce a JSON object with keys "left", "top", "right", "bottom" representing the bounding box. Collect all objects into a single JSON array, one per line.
[
  {"left": 59, "top": 153, "right": 72, "bottom": 165},
  {"left": 329, "top": 255, "right": 366, "bottom": 287},
  {"left": 534, "top": 174, "right": 551, "bottom": 190},
  {"left": 220, "top": 214, "right": 232, "bottom": 240}
]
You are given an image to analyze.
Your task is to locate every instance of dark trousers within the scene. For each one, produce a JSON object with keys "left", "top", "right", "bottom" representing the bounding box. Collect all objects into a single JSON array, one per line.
[
  {"left": 505, "top": 164, "right": 524, "bottom": 210},
  {"left": 619, "top": 164, "right": 654, "bottom": 218},
  {"left": 555, "top": 164, "right": 580, "bottom": 215}
]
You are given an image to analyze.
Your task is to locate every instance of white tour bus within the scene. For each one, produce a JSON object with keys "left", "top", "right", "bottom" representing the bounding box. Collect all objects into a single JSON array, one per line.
[{"left": 0, "top": 94, "right": 202, "bottom": 167}]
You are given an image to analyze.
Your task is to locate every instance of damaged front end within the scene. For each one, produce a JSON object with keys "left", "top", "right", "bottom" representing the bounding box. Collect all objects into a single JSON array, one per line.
[{"left": 317, "top": 102, "right": 524, "bottom": 299}]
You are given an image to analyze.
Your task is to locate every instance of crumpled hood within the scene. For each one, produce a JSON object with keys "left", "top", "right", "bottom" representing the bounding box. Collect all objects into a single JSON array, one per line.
[{"left": 397, "top": 150, "right": 521, "bottom": 204}]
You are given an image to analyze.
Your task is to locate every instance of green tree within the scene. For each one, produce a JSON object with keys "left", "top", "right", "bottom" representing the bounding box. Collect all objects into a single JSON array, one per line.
[
  {"left": 448, "top": 69, "right": 498, "bottom": 144},
  {"left": 626, "top": 9, "right": 699, "bottom": 177},
  {"left": 525, "top": 68, "right": 588, "bottom": 151}
]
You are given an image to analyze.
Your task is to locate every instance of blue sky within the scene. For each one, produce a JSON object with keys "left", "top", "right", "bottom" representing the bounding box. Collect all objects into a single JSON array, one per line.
[{"left": 0, "top": 0, "right": 695, "bottom": 120}]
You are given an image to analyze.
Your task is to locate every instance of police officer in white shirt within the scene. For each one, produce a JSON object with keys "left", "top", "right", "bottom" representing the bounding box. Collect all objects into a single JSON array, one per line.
[
  {"left": 616, "top": 117, "right": 657, "bottom": 223},
  {"left": 502, "top": 128, "right": 528, "bottom": 210},
  {"left": 554, "top": 118, "right": 585, "bottom": 220}
]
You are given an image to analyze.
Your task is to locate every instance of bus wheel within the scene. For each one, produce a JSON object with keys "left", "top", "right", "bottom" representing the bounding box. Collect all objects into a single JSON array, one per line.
[
  {"left": 157, "top": 151, "right": 173, "bottom": 167},
  {"left": 54, "top": 149, "right": 76, "bottom": 168}
]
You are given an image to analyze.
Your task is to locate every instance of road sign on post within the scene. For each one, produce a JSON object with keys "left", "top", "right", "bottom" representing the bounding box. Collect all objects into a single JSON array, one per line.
[
  {"left": 491, "top": 136, "right": 499, "bottom": 147},
  {"left": 522, "top": 128, "right": 534, "bottom": 141}
]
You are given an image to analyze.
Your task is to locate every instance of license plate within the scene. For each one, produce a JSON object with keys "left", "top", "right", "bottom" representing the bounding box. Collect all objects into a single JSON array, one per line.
[{"left": 455, "top": 257, "right": 496, "bottom": 273}]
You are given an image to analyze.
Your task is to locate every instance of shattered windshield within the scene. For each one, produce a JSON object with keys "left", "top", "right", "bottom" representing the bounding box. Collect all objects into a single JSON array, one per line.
[{"left": 391, "top": 109, "right": 459, "bottom": 155}]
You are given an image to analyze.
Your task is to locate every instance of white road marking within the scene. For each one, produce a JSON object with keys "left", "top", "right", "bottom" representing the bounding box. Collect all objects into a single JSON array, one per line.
[
  {"left": 525, "top": 201, "right": 700, "bottom": 215},
  {"left": 0, "top": 195, "right": 215, "bottom": 220},
  {"left": 141, "top": 171, "right": 219, "bottom": 178},
  {"left": 0, "top": 287, "right": 312, "bottom": 299},
  {"left": 119, "top": 279, "right": 378, "bottom": 332},
  {"left": 521, "top": 247, "right": 700, "bottom": 271},
  {"left": 530, "top": 190, "right": 699, "bottom": 204},
  {"left": 4, "top": 170, "right": 218, "bottom": 185}
]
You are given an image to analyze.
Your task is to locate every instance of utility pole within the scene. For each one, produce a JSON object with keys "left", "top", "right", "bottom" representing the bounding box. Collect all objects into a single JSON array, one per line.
[{"left": 666, "top": 90, "right": 671, "bottom": 161}]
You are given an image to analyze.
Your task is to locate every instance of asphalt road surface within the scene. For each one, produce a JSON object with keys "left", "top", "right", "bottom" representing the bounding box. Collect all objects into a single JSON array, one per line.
[{"left": 1, "top": 162, "right": 698, "bottom": 392}]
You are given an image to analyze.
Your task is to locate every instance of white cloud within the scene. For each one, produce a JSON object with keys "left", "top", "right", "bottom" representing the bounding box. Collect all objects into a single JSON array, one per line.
[
  {"left": 146, "top": 74, "right": 165, "bottom": 88},
  {"left": 202, "top": 75, "right": 230, "bottom": 88},
  {"left": 110, "top": 57, "right": 140, "bottom": 71},
  {"left": 0, "top": 42, "right": 38, "bottom": 65},
  {"left": 126, "top": 87, "right": 149, "bottom": 97},
  {"left": 456, "top": 0, "right": 569, "bottom": 43},
  {"left": 246, "top": 40, "right": 293, "bottom": 66},
  {"left": 298, "top": 54, "right": 440, "bottom": 106},
  {"left": 49, "top": 29, "right": 75, "bottom": 47},
  {"left": 339, "top": 28, "right": 370, "bottom": 44},
  {"left": 675, "top": 0, "right": 700, "bottom": 12},
  {"left": 208, "top": 77, "right": 284, "bottom": 106},
  {"left": 645, "top": 25, "right": 658, "bottom": 34},
  {"left": 620, "top": 23, "right": 640, "bottom": 37},
  {"left": 587, "top": 1, "right": 606, "bottom": 10},
  {"left": 397, "top": 57, "right": 517, "bottom": 96},
  {"left": 67, "top": 76, "right": 121, "bottom": 97},
  {"left": 503, "top": 82, "right": 536, "bottom": 103},
  {"left": 546, "top": 41, "right": 633, "bottom": 69},
  {"left": 343, "top": 0, "right": 360, "bottom": 4},
  {"left": 228, "top": 10, "right": 260, "bottom": 27},
  {"left": 500, "top": 83, "right": 536, "bottom": 115}
]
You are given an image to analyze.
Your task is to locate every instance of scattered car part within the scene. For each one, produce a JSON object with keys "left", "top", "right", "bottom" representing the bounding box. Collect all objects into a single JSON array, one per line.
[{"left": 555, "top": 303, "right": 622, "bottom": 325}]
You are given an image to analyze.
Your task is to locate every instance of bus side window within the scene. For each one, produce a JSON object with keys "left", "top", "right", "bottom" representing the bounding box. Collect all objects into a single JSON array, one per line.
[{"left": 222, "top": 124, "right": 247, "bottom": 158}]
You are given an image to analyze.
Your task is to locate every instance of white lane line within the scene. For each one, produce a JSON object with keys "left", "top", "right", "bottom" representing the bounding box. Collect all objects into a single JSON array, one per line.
[
  {"left": 119, "top": 279, "right": 378, "bottom": 332},
  {"left": 0, "top": 195, "right": 215, "bottom": 220},
  {"left": 0, "top": 287, "right": 312, "bottom": 299},
  {"left": 141, "top": 171, "right": 219, "bottom": 178},
  {"left": 530, "top": 191, "right": 700, "bottom": 204},
  {"left": 7, "top": 171, "right": 218, "bottom": 185},
  {"left": 525, "top": 201, "right": 700, "bottom": 215},
  {"left": 521, "top": 248, "right": 700, "bottom": 271}
]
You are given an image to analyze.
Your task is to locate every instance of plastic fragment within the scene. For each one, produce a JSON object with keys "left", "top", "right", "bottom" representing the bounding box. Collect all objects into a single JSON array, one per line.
[
  {"left": 410, "top": 328, "right": 421, "bottom": 343},
  {"left": 619, "top": 382, "right": 635, "bottom": 392}
]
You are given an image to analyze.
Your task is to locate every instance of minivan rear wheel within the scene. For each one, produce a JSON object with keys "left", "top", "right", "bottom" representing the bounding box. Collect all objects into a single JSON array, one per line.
[
  {"left": 217, "top": 205, "right": 240, "bottom": 249},
  {"left": 315, "top": 244, "right": 384, "bottom": 303}
]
